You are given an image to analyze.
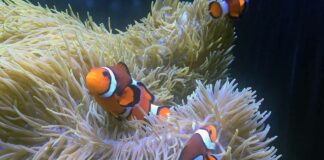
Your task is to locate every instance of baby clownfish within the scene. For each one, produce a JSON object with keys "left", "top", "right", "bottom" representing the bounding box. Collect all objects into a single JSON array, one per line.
[
  {"left": 86, "top": 62, "right": 173, "bottom": 121},
  {"left": 209, "top": 0, "right": 248, "bottom": 19},
  {"left": 179, "top": 125, "right": 221, "bottom": 160}
]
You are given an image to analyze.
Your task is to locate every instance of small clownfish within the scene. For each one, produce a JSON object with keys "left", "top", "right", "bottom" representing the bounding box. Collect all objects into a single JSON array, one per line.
[
  {"left": 85, "top": 62, "right": 173, "bottom": 121},
  {"left": 209, "top": 0, "right": 248, "bottom": 19},
  {"left": 179, "top": 125, "right": 221, "bottom": 160}
]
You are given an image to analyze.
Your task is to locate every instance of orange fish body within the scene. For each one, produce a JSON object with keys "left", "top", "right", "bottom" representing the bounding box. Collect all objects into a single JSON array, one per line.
[
  {"left": 116, "top": 81, "right": 173, "bottom": 121},
  {"left": 155, "top": 105, "right": 173, "bottom": 120},
  {"left": 209, "top": 0, "right": 247, "bottom": 18},
  {"left": 130, "top": 83, "right": 173, "bottom": 121},
  {"left": 148, "top": 104, "right": 173, "bottom": 122},
  {"left": 86, "top": 62, "right": 173, "bottom": 121},
  {"left": 179, "top": 125, "right": 219, "bottom": 160},
  {"left": 207, "top": 154, "right": 222, "bottom": 160},
  {"left": 86, "top": 62, "right": 133, "bottom": 118},
  {"left": 93, "top": 94, "right": 125, "bottom": 118}
]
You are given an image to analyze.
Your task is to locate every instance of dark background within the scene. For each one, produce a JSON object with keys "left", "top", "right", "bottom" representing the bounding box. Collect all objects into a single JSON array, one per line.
[{"left": 29, "top": 0, "right": 324, "bottom": 159}]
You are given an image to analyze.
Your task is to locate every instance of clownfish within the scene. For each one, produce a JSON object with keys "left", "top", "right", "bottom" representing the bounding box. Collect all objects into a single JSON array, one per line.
[
  {"left": 179, "top": 125, "right": 222, "bottom": 160},
  {"left": 208, "top": 0, "right": 248, "bottom": 18},
  {"left": 86, "top": 62, "right": 173, "bottom": 121}
]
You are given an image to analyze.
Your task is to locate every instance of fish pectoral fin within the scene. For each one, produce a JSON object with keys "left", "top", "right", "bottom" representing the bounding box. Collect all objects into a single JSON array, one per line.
[{"left": 118, "top": 85, "right": 140, "bottom": 107}]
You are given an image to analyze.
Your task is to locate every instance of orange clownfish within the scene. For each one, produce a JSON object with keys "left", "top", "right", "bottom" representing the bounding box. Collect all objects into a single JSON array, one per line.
[
  {"left": 209, "top": 0, "right": 248, "bottom": 18},
  {"left": 86, "top": 62, "right": 173, "bottom": 121},
  {"left": 179, "top": 125, "right": 222, "bottom": 160}
]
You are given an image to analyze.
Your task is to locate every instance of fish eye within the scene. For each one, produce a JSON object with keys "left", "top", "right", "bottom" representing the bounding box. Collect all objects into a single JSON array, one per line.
[{"left": 102, "top": 71, "right": 109, "bottom": 76}]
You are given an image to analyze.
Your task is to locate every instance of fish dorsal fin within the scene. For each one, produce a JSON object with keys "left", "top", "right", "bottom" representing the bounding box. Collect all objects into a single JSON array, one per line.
[{"left": 116, "top": 62, "right": 131, "bottom": 76}]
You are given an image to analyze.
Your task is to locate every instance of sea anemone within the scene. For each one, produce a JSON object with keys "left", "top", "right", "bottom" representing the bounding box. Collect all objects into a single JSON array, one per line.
[{"left": 0, "top": 0, "right": 280, "bottom": 159}]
